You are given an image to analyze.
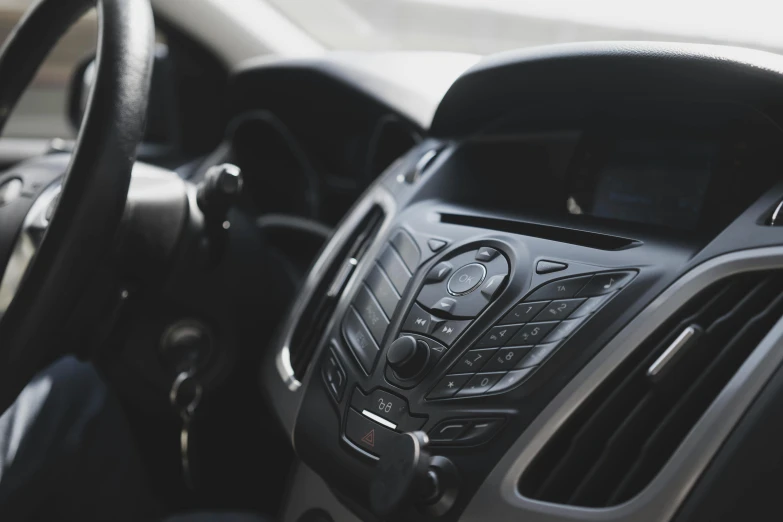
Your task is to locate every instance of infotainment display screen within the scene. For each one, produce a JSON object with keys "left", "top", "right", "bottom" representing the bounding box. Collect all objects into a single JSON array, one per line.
[{"left": 568, "top": 139, "right": 717, "bottom": 230}]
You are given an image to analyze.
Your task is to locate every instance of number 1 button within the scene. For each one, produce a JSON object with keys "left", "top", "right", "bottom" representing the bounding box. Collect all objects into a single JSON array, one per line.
[{"left": 499, "top": 301, "right": 548, "bottom": 325}]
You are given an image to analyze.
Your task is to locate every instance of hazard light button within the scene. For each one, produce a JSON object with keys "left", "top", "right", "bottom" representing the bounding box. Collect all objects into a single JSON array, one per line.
[{"left": 345, "top": 408, "right": 400, "bottom": 458}]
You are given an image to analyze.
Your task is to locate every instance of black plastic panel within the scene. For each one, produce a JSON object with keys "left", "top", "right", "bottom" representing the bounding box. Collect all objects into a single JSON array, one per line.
[{"left": 277, "top": 44, "right": 783, "bottom": 522}]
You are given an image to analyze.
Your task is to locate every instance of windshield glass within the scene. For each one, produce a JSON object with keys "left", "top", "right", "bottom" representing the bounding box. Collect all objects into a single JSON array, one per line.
[{"left": 267, "top": 0, "right": 781, "bottom": 55}]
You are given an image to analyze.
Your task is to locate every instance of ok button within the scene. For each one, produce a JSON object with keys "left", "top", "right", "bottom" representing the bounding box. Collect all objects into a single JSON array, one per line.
[{"left": 448, "top": 263, "right": 487, "bottom": 296}]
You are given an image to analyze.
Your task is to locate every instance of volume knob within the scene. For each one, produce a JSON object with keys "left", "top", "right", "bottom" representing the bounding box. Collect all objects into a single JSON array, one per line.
[{"left": 387, "top": 336, "right": 429, "bottom": 379}]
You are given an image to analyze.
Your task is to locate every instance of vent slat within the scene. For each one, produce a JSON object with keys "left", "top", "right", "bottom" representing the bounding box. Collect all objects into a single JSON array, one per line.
[
  {"left": 288, "top": 206, "right": 384, "bottom": 378},
  {"left": 529, "top": 281, "right": 735, "bottom": 501},
  {"left": 610, "top": 285, "right": 783, "bottom": 503},
  {"left": 611, "top": 282, "right": 783, "bottom": 502},
  {"left": 568, "top": 393, "right": 662, "bottom": 506},
  {"left": 520, "top": 270, "right": 783, "bottom": 507}
]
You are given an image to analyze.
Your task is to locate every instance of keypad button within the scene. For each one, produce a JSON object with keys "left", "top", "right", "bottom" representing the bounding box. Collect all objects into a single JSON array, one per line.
[
  {"left": 342, "top": 307, "right": 380, "bottom": 373},
  {"left": 431, "top": 319, "right": 471, "bottom": 346},
  {"left": 451, "top": 348, "right": 498, "bottom": 373},
  {"left": 525, "top": 275, "right": 593, "bottom": 301},
  {"left": 480, "top": 274, "right": 507, "bottom": 300},
  {"left": 475, "top": 324, "right": 522, "bottom": 348},
  {"left": 421, "top": 336, "right": 449, "bottom": 361},
  {"left": 429, "top": 420, "right": 470, "bottom": 442},
  {"left": 456, "top": 372, "right": 505, "bottom": 397},
  {"left": 426, "top": 262, "right": 453, "bottom": 283},
  {"left": 402, "top": 304, "right": 437, "bottom": 335},
  {"left": 378, "top": 245, "right": 412, "bottom": 295},
  {"left": 446, "top": 286, "right": 496, "bottom": 318},
  {"left": 508, "top": 322, "right": 558, "bottom": 346},
  {"left": 481, "top": 346, "right": 531, "bottom": 372},
  {"left": 516, "top": 341, "right": 562, "bottom": 369},
  {"left": 428, "top": 238, "right": 448, "bottom": 252},
  {"left": 345, "top": 408, "right": 399, "bottom": 457},
  {"left": 427, "top": 374, "right": 472, "bottom": 399},
  {"left": 433, "top": 297, "right": 457, "bottom": 314},
  {"left": 321, "top": 348, "right": 347, "bottom": 402},
  {"left": 577, "top": 271, "right": 635, "bottom": 297},
  {"left": 365, "top": 389, "right": 410, "bottom": 427},
  {"left": 390, "top": 230, "right": 421, "bottom": 273},
  {"left": 533, "top": 298, "right": 586, "bottom": 322},
  {"left": 488, "top": 368, "right": 534, "bottom": 393},
  {"left": 536, "top": 260, "right": 568, "bottom": 274},
  {"left": 499, "top": 301, "right": 548, "bottom": 325},
  {"left": 569, "top": 294, "right": 612, "bottom": 319},
  {"left": 475, "top": 247, "right": 500, "bottom": 262},
  {"left": 447, "top": 263, "right": 486, "bottom": 295},
  {"left": 354, "top": 284, "right": 390, "bottom": 344},
  {"left": 365, "top": 264, "right": 400, "bottom": 319},
  {"left": 544, "top": 317, "right": 586, "bottom": 343},
  {"left": 456, "top": 419, "right": 504, "bottom": 444}
]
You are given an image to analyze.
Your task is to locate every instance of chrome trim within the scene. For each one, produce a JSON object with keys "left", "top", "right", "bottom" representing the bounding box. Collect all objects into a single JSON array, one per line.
[
  {"left": 769, "top": 199, "right": 783, "bottom": 225},
  {"left": 0, "top": 181, "right": 62, "bottom": 316},
  {"left": 327, "top": 258, "right": 358, "bottom": 298},
  {"left": 647, "top": 325, "right": 697, "bottom": 378},
  {"left": 274, "top": 188, "right": 397, "bottom": 392},
  {"left": 412, "top": 148, "right": 439, "bottom": 181},
  {"left": 463, "top": 246, "right": 783, "bottom": 522},
  {"left": 361, "top": 410, "right": 397, "bottom": 430}
]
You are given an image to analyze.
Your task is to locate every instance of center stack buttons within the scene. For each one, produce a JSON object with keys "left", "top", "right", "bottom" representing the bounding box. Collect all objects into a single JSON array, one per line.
[{"left": 387, "top": 245, "right": 510, "bottom": 388}]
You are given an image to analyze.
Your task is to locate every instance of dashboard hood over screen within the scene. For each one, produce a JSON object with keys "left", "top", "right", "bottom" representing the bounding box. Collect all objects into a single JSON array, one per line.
[
  {"left": 429, "top": 41, "right": 783, "bottom": 138},
  {"left": 233, "top": 51, "right": 479, "bottom": 130}
]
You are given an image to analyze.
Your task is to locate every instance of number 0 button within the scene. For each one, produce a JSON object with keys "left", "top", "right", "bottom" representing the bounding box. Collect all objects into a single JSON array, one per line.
[{"left": 456, "top": 372, "right": 505, "bottom": 397}]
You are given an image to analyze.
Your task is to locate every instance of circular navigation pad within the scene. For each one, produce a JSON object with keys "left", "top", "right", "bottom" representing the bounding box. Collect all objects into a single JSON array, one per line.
[{"left": 448, "top": 263, "right": 487, "bottom": 295}]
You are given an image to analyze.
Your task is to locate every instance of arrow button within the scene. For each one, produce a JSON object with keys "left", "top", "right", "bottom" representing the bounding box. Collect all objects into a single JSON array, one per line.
[
  {"left": 431, "top": 319, "right": 471, "bottom": 346},
  {"left": 426, "top": 262, "right": 453, "bottom": 283},
  {"left": 434, "top": 297, "right": 457, "bottom": 314},
  {"left": 475, "top": 247, "right": 499, "bottom": 262}
]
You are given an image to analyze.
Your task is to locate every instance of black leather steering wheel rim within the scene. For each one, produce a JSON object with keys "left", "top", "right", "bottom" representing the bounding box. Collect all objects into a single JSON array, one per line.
[{"left": 0, "top": 0, "right": 155, "bottom": 412}]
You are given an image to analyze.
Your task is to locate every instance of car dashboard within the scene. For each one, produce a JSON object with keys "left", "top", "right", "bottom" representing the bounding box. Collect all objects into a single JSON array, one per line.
[{"left": 222, "top": 43, "right": 783, "bottom": 522}]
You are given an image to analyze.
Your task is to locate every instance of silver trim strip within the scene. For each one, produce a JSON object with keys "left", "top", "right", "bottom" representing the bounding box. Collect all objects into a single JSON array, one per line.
[
  {"left": 0, "top": 181, "right": 62, "bottom": 316},
  {"left": 463, "top": 246, "right": 783, "bottom": 522},
  {"left": 411, "top": 148, "right": 439, "bottom": 182},
  {"left": 769, "top": 199, "right": 783, "bottom": 225},
  {"left": 647, "top": 325, "right": 697, "bottom": 378},
  {"left": 361, "top": 410, "right": 397, "bottom": 430},
  {"left": 274, "top": 188, "right": 397, "bottom": 392}
]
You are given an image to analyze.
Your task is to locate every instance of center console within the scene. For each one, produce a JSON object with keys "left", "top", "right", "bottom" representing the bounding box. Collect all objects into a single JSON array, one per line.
[
  {"left": 337, "top": 229, "right": 639, "bottom": 462},
  {"left": 262, "top": 45, "right": 783, "bottom": 522}
]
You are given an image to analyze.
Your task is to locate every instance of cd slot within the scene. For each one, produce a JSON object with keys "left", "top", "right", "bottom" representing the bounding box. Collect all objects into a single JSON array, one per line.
[{"left": 440, "top": 213, "right": 640, "bottom": 251}]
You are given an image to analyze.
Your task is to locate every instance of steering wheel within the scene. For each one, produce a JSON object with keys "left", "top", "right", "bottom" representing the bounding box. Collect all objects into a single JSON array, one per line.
[{"left": 0, "top": 0, "right": 154, "bottom": 412}]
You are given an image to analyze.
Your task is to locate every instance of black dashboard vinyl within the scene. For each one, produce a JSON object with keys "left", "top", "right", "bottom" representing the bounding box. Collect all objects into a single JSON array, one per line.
[{"left": 249, "top": 43, "right": 783, "bottom": 522}]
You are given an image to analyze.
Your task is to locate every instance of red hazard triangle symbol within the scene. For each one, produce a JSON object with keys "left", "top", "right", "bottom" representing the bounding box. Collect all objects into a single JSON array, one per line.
[{"left": 361, "top": 429, "right": 375, "bottom": 447}]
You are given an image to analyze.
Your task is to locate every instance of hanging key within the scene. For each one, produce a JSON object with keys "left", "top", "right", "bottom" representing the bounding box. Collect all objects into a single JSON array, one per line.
[{"left": 169, "top": 370, "right": 203, "bottom": 489}]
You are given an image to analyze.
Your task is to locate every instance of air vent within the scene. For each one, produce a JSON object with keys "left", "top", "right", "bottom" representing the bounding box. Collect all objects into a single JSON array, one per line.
[
  {"left": 288, "top": 205, "right": 385, "bottom": 379},
  {"left": 519, "top": 270, "right": 783, "bottom": 507}
]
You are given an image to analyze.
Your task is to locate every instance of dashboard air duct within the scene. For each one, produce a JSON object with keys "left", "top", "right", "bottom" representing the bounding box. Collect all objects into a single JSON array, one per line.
[{"left": 518, "top": 270, "right": 783, "bottom": 506}]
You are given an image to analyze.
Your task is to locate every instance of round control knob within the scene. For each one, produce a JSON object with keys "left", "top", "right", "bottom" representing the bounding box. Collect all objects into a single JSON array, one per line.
[{"left": 387, "top": 336, "right": 429, "bottom": 379}]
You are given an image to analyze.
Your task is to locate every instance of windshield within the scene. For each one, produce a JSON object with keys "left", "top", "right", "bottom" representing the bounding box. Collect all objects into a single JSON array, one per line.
[{"left": 266, "top": 0, "right": 781, "bottom": 55}]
